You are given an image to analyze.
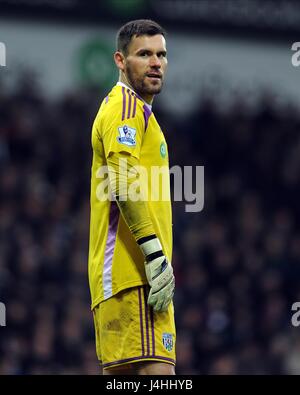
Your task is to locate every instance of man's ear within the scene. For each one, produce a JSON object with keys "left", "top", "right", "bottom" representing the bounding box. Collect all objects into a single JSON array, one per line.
[{"left": 114, "top": 51, "right": 125, "bottom": 72}]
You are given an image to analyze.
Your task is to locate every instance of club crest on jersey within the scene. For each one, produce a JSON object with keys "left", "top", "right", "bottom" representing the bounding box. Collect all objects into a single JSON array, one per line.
[
  {"left": 162, "top": 333, "right": 173, "bottom": 352},
  {"left": 117, "top": 125, "right": 136, "bottom": 146},
  {"left": 160, "top": 142, "right": 167, "bottom": 158}
]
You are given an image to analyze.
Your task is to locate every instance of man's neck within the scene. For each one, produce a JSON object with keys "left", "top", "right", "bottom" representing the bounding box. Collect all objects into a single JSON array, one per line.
[{"left": 118, "top": 75, "right": 153, "bottom": 106}]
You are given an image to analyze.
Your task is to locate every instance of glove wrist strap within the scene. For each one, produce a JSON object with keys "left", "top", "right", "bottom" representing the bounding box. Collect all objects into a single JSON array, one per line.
[{"left": 137, "top": 235, "right": 162, "bottom": 258}]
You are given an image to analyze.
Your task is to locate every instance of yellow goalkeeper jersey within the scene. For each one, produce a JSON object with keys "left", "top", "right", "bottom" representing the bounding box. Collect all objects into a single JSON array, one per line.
[{"left": 88, "top": 82, "right": 172, "bottom": 309}]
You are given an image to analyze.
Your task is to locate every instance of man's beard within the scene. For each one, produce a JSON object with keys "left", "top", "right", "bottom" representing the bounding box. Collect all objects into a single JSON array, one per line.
[{"left": 125, "top": 65, "right": 163, "bottom": 97}]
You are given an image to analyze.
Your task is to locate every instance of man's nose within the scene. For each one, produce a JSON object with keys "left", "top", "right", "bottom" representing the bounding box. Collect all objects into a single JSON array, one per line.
[{"left": 149, "top": 55, "right": 161, "bottom": 68}]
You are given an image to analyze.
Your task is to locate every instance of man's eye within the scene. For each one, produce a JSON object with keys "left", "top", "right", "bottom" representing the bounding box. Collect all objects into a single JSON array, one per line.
[{"left": 140, "top": 52, "right": 148, "bottom": 57}]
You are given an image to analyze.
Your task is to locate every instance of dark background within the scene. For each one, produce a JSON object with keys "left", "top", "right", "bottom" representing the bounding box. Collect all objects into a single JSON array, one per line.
[{"left": 1, "top": 0, "right": 300, "bottom": 374}]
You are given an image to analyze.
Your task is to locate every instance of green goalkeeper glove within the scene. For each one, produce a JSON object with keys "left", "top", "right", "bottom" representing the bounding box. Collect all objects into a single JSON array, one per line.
[{"left": 138, "top": 235, "right": 175, "bottom": 312}]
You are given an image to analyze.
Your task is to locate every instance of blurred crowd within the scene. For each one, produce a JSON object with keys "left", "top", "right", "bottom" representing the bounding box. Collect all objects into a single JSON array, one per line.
[{"left": 1, "top": 73, "right": 300, "bottom": 374}]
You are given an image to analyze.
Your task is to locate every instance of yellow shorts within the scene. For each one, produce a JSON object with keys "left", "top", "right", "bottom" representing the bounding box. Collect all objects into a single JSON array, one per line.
[{"left": 93, "top": 285, "right": 176, "bottom": 370}]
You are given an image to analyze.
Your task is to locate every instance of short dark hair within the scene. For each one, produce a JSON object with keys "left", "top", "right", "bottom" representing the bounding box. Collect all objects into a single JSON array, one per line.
[{"left": 116, "top": 19, "right": 166, "bottom": 56}]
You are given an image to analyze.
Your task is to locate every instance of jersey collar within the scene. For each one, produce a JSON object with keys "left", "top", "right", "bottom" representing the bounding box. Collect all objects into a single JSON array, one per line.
[{"left": 117, "top": 81, "right": 152, "bottom": 112}]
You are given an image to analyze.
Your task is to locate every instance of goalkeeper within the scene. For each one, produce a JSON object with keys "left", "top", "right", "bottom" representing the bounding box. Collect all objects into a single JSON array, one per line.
[{"left": 88, "top": 19, "right": 176, "bottom": 375}]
